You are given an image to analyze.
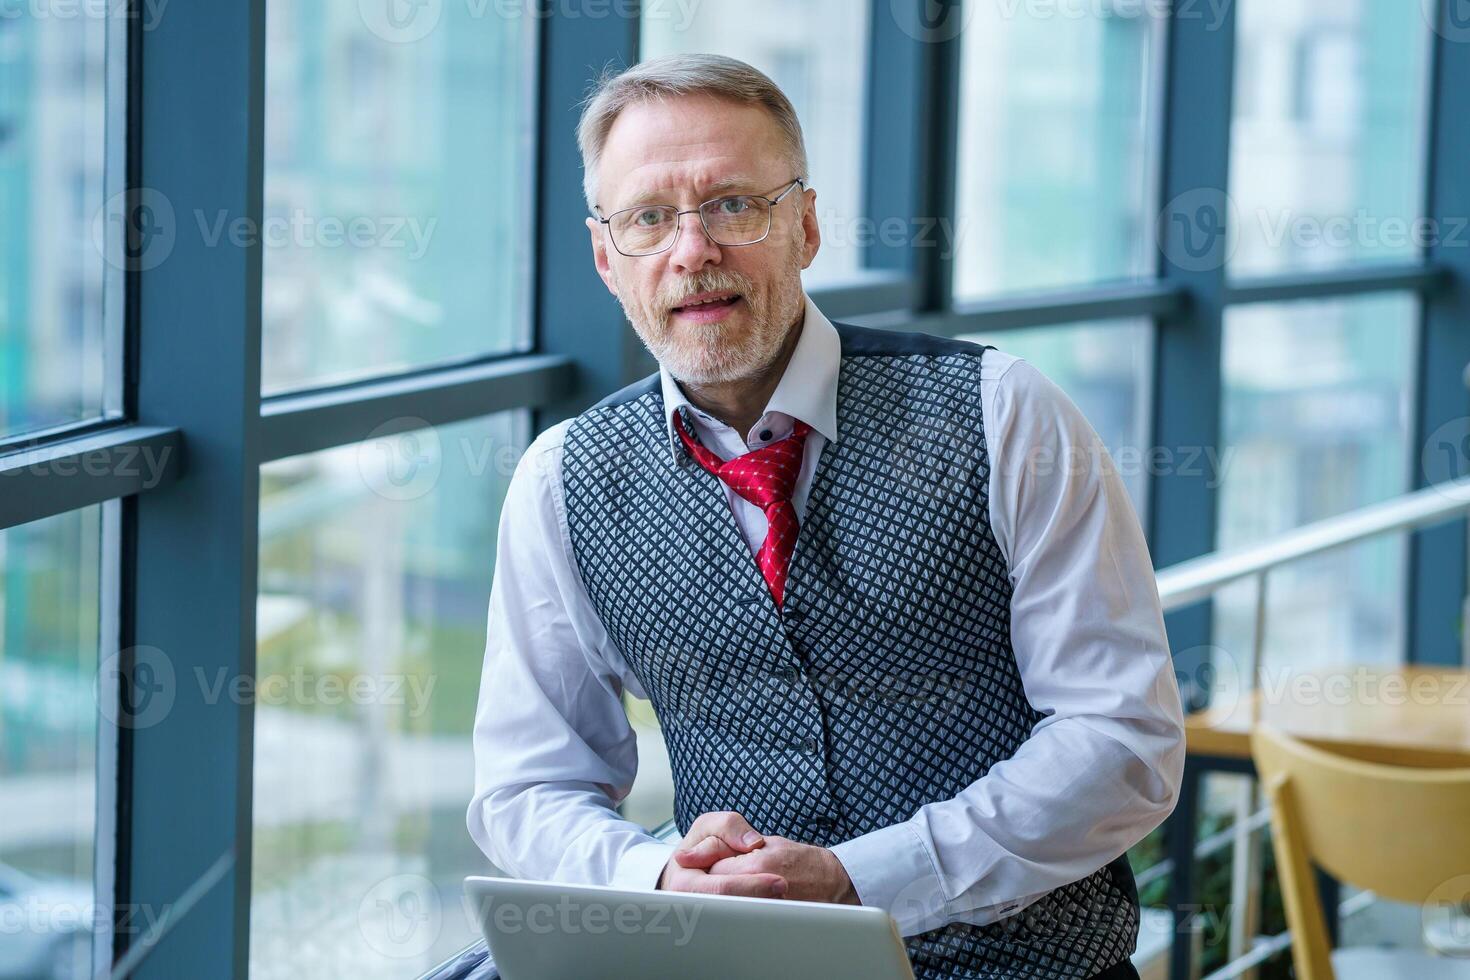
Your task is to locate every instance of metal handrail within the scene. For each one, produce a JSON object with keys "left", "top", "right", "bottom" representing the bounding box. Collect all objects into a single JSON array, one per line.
[{"left": 1156, "top": 475, "right": 1470, "bottom": 612}]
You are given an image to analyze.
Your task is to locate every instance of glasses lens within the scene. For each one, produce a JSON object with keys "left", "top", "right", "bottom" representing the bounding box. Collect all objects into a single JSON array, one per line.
[
  {"left": 701, "top": 196, "right": 772, "bottom": 246},
  {"left": 609, "top": 206, "right": 679, "bottom": 255}
]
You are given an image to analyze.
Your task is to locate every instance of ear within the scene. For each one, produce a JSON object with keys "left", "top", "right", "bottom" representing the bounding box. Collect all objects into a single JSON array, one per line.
[
  {"left": 587, "top": 217, "right": 618, "bottom": 295},
  {"left": 798, "top": 187, "right": 821, "bottom": 271}
]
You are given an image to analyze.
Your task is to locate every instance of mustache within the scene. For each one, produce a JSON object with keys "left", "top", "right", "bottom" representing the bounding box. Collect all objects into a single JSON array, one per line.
[{"left": 657, "top": 270, "right": 755, "bottom": 313}]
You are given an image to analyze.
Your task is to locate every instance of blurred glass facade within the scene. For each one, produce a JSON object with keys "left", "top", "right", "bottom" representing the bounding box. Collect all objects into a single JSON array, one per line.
[
  {"left": 954, "top": 3, "right": 1163, "bottom": 299},
  {"left": 1229, "top": 0, "right": 1431, "bottom": 274},
  {"left": 251, "top": 413, "right": 524, "bottom": 978},
  {"left": 261, "top": 1, "right": 536, "bottom": 395},
  {"left": 0, "top": 12, "right": 111, "bottom": 440},
  {"left": 0, "top": 506, "right": 101, "bottom": 980},
  {"left": 641, "top": 0, "right": 870, "bottom": 287},
  {"left": 957, "top": 321, "right": 1154, "bottom": 517},
  {"left": 1213, "top": 293, "right": 1417, "bottom": 673}
]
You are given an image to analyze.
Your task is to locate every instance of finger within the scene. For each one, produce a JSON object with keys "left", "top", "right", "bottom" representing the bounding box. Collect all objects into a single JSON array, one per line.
[
  {"left": 691, "top": 872, "right": 787, "bottom": 899},
  {"left": 686, "top": 811, "right": 766, "bottom": 855},
  {"left": 674, "top": 835, "right": 744, "bottom": 868}
]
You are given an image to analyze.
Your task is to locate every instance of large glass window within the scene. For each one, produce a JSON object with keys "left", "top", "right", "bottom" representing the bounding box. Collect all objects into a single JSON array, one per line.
[
  {"left": 261, "top": 2, "right": 537, "bottom": 395},
  {"left": 640, "top": 0, "right": 871, "bottom": 287},
  {"left": 953, "top": 4, "right": 1164, "bottom": 300},
  {"left": 957, "top": 321, "right": 1154, "bottom": 521},
  {"left": 0, "top": 12, "right": 114, "bottom": 440},
  {"left": 250, "top": 413, "right": 525, "bottom": 978},
  {"left": 0, "top": 506, "right": 104, "bottom": 980},
  {"left": 1213, "top": 293, "right": 1418, "bottom": 675},
  {"left": 1228, "top": 0, "right": 1431, "bottom": 274}
]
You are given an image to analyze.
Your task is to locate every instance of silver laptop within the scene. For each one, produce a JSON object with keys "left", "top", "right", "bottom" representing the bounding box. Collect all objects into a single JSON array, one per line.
[{"left": 464, "top": 875, "right": 915, "bottom": 980}]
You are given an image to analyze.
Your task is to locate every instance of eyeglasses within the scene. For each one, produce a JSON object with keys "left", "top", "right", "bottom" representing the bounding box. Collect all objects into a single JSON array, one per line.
[{"left": 593, "top": 177, "right": 807, "bottom": 257}]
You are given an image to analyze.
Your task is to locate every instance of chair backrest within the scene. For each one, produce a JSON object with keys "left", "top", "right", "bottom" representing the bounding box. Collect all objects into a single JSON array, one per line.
[{"left": 1251, "top": 725, "right": 1470, "bottom": 980}]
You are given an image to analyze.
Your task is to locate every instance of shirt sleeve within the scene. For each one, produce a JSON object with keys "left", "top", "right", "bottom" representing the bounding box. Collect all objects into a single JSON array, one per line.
[
  {"left": 829, "top": 354, "right": 1186, "bottom": 937},
  {"left": 466, "top": 421, "right": 678, "bottom": 891}
]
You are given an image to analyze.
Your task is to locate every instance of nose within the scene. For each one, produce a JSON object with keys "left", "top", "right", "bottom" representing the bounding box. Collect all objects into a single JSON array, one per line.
[{"left": 667, "top": 210, "right": 722, "bottom": 274}]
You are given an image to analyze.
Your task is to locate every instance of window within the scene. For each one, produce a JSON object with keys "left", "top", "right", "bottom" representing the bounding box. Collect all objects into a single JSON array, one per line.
[
  {"left": 1228, "top": 0, "right": 1432, "bottom": 274},
  {"left": 1213, "top": 294, "right": 1418, "bottom": 673},
  {"left": 953, "top": 3, "right": 1165, "bottom": 300},
  {"left": 0, "top": 11, "right": 116, "bottom": 440},
  {"left": 640, "top": 0, "right": 871, "bottom": 287},
  {"left": 261, "top": 1, "right": 537, "bottom": 395},
  {"left": 956, "top": 321, "right": 1155, "bottom": 520},
  {"left": 0, "top": 505, "right": 104, "bottom": 980},
  {"left": 250, "top": 413, "right": 525, "bottom": 977}
]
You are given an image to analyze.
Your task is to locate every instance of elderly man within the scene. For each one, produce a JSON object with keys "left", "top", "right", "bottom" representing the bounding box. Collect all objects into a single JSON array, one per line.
[{"left": 468, "top": 53, "right": 1184, "bottom": 980}]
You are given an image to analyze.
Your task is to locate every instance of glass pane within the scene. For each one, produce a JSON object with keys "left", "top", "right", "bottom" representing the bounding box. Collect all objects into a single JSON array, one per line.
[
  {"left": 251, "top": 412, "right": 525, "bottom": 978},
  {"left": 262, "top": 3, "right": 536, "bottom": 395},
  {"left": 956, "top": 321, "right": 1154, "bottom": 521},
  {"left": 0, "top": 506, "right": 103, "bottom": 980},
  {"left": 640, "top": 0, "right": 871, "bottom": 287},
  {"left": 0, "top": 11, "right": 112, "bottom": 440},
  {"left": 1228, "top": 0, "right": 1431, "bottom": 274},
  {"left": 953, "top": 5, "right": 1163, "bottom": 300},
  {"left": 1213, "top": 294, "right": 1417, "bottom": 678}
]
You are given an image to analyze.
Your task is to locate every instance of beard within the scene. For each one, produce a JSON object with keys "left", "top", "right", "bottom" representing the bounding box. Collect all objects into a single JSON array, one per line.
[{"left": 611, "top": 231, "right": 806, "bottom": 385}]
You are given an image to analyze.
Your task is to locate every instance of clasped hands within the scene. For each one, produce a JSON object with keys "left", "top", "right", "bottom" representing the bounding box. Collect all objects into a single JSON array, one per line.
[{"left": 656, "top": 810, "right": 860, "bottom": 906}]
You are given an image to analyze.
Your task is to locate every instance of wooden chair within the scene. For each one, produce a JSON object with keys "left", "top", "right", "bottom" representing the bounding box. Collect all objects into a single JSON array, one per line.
[{"left": 1251, "top": 724, "right": 1470, "bottom": 979}]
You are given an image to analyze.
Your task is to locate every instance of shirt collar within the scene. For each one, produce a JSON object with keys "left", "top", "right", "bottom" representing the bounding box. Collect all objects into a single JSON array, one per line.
[{"left": 661, "top": 292, "right": 840, "bottom": 463}]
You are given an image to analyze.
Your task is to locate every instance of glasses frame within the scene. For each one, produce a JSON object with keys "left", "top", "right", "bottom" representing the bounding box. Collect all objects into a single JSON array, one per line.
[{"left": 593, "top": 176, "right": 808, "bottom": 257}]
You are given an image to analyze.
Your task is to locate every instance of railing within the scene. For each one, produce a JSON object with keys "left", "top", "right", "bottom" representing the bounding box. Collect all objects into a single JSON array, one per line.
[
  {"left": 428, "top": 478, "right": 1470, "bottom": 980},
  {"left": 1152, "top": 475, "right": 1470, "bottom": 979}
]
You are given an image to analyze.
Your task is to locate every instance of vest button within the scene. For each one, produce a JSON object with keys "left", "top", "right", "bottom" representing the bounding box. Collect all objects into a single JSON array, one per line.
[
  {"left": 799, "top": 736, "right": 819, "bottom": 754},
  {"left": 811, "top": 815, "right": 837, "bottom": 831},
  {"left": 776, "top": 666, "right": 800, "bottom": 684}
]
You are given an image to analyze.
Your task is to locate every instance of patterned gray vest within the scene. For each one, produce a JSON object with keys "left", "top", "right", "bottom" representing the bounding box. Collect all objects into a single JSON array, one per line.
[{"left": 562, "top": 322, "right": 1138, "bottom": 979}]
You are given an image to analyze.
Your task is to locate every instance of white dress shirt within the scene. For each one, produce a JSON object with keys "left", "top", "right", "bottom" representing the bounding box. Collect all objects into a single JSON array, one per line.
[{"left": 468, "top": 294, "right": 1185, "bottom": 937}]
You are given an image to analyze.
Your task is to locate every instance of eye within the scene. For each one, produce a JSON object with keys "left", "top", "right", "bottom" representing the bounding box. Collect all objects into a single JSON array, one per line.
[
  {"left": 632, "top": 209, "right": 669, "bottom": 227},
  {"left": 712, "top": 196, "right": 753, "bottom": 216}
]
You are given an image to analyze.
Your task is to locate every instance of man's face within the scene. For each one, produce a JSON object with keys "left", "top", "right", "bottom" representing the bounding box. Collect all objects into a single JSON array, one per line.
[{"left": 586, "top": 94, "right": 821, "bottom": 385}]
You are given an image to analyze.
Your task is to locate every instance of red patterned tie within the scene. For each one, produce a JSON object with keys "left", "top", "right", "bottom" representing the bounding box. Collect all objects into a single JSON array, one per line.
[{"left": 673, "top": 410, "right": 813, "bottom": 608}]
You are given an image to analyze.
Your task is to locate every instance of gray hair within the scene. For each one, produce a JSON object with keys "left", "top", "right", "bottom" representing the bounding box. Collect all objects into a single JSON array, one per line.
[{"left": 576, "top": 53, "right": 810, "bottom": 212}]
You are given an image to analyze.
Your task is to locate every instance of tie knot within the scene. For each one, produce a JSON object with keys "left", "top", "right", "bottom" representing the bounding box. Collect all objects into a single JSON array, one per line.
[{"left": 674, "top": 411, "right": 812, "bottom": 511}]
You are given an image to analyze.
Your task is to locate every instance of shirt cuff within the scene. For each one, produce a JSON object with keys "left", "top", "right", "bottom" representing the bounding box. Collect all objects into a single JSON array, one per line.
[
  {"left": 607, "top": 839, "right": 679, "bottom": 893},
  {"left": 829, "top": 822, "right": 949, "bottom": 937}
]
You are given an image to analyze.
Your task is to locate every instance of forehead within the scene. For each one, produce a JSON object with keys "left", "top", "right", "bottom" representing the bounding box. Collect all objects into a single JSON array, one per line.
[{"left": 597, "top": 93, "right": 790, "bottom": 208}]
